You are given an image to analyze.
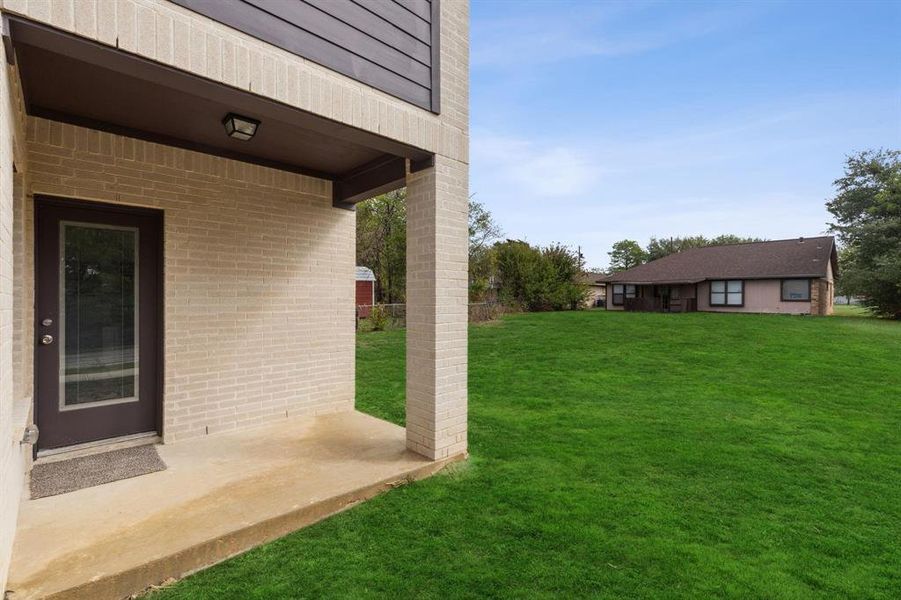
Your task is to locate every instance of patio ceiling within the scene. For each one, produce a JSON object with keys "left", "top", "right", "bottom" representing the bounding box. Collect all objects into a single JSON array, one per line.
[{"left": 3, "top": 16, "right": 432, "bottom": 208}]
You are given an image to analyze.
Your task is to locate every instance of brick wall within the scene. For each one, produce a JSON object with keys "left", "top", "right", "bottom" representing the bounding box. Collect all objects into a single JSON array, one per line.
[
  {"left": 0, "top": 0, "right": 470, "bottom": 589},
  {"left": 0, "top": 37, "right": 30, "bottom": 594},
  {"left": 0, "top": 40, "right": 16, "bottom": 595},
  {"left": 405, "top": 155, "right": 468, "bottom": 460},
  {"left": 25, "top": 116, "right": 356, "bottom": 442},
  {"left": 810, "top": 278, "right": 833, "bottom": 316},
  {"left": 402, "top": 0, "right": 469, "bottom": 460}
]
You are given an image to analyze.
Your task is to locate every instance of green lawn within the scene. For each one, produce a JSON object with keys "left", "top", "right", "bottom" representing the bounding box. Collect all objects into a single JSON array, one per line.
[
  {"left": 153, "top": 311, "right": 900, "bottom": 599},
  {"left": 832, "top": 304, "right": 875, "bottom": 318}
]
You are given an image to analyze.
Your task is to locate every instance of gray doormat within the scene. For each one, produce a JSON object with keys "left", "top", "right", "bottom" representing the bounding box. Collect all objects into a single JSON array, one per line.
[{"left": 30, "top": 445, "right": 166, "bottom": 499}]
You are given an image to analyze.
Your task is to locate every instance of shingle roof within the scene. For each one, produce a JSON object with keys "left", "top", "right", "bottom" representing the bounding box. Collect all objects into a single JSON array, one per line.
[
  {"left": 580, "top": 271, "right": 607, "bottom": 286},
  {"left": 355, "top": 266, "right": 376, "bottom": 281},
  {"left": 600, "top": 236, "right": 837, "bottom": 284}
]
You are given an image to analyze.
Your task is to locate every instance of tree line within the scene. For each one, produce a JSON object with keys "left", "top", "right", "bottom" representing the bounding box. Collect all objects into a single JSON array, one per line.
[
  {"left": 606, "top": 235, "right": 766, "bottom": 272},
  {"left": 357, "top": 194, "right": 588, "bottom": 311},
  {"left": 357, "top": 149, "right": 900, "bottom": 319}
]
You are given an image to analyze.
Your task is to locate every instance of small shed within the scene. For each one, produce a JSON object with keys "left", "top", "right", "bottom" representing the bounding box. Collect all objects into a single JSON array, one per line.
[{"left": 356, "top": 266, "right": 376, "bottom": 317}]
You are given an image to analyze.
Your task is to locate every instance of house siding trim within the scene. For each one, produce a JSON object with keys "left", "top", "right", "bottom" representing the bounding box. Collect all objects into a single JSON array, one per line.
[
  {"left": 0, "top": 0, "right": 469, "bottom": 165},
  {"left": 168, "top": 0, "right": 441, "bottom": 112}
]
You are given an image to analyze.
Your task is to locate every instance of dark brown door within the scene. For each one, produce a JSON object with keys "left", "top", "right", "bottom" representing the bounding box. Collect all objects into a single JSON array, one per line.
[{"left": 35, "top": 196, "right": 162, "bottom": 451}]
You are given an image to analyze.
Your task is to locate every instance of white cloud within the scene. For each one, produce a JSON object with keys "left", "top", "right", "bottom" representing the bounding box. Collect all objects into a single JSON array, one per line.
[{"left": 471, "top": 133, "right": 602, "bottom": 198}]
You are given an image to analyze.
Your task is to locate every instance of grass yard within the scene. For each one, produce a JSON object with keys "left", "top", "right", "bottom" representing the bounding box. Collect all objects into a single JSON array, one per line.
[
  {"left": 153, "top": 311, "right": 900, "bottom": 599},
  {"left": 832, "top": 304, "right": 875, "bottom": 318}
]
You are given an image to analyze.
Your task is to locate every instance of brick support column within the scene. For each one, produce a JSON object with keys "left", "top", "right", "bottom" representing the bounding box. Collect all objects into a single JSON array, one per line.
[
  {"left": 405, "top": 155, "right": 468, "bottom": 460},
  {"left": 811, "top": 279, "right": 822, "bottom": 315}
]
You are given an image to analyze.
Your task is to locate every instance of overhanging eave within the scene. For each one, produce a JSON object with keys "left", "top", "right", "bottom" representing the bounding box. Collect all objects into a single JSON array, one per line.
[{"left": 3, "top": 15, "right": 433, "bottom": 208}]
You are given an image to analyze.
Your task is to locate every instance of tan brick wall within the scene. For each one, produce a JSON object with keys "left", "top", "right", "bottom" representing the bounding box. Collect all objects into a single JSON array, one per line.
[
  {"left": 0, "top": 51, "right": 16, "bottom": 596},
  {"left": 0, "top": 1, "right": 470, "bottom": 588},
  {"left": 405, "top": 155, "right": 468, "bottom": 460},
  {"left": 25, "top": 116, "right": 356, "bottom": 442},
  {"left": 12, "top": 171, "right": 32, "bottom": 428},
  {"left": 397, "top": 0, "right": 470, "bottom": 460},
  {"left": 0, "top": 39, "right": 30, "bottom": 594},
  {"left": 0, "top": 0, "right": 468, "bottom": 164}
]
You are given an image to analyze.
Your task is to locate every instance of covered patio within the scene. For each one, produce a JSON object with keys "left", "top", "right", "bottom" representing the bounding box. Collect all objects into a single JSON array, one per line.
[
  {"left": 0, "top": 3, "right": 469, "bottom": 598},
  {"left": 8, "top": 411, "right": 458, "bottom": 599},
  {"left": 609, "top": 282, "right": 700, "bottom": 313}
]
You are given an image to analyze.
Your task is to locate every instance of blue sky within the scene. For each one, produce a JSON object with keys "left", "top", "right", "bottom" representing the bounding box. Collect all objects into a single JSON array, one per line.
[{"left": 469, "top": 0, "right": 901, "bottom": 270}]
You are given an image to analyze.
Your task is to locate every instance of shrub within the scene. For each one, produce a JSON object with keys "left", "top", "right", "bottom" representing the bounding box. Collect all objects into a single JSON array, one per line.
[
  {"left": 469, "top": 302, "right": 504, "bottom": 323},
  {"left": 369, "top": 305, "right": 389, "bottom": 331},
  {"left": 494, "top": 241, "right": 587, "bottom": 311}
]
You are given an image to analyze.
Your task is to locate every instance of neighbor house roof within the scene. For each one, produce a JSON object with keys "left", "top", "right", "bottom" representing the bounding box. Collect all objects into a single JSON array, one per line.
[
  {"left": 355, "top": 266, "right": 376, "bottom": 281},
  {"left": 580, "top": 271, "right": 607, "bottom": 286},
  {"left": 600, "top": 236, "right": 837, "bottom": 284}
]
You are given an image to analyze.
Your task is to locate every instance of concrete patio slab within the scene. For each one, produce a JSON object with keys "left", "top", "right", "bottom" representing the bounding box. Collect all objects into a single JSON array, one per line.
[{"left": 7, "top": 411, "right": 460, "bottom": 600}]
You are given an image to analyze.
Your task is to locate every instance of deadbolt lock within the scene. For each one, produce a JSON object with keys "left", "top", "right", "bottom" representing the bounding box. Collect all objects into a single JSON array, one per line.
[{"left": 40, "top": 334, "right": 53, "bottom": 345}]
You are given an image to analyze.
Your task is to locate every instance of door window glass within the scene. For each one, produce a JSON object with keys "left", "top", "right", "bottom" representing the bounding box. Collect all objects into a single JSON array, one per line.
[{"left": 60, "top": 222, "right": 139, "bottom": 409}]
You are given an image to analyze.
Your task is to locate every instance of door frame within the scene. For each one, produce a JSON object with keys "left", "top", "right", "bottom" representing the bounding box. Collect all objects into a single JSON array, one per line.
[{"left": 33, "top": 195, "right": 165, "bottom": 453}]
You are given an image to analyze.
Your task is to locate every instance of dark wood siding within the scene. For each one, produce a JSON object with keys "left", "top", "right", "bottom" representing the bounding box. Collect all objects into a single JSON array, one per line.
[{"left": 169, "top": 0, "right": 440, "bottom": 112}]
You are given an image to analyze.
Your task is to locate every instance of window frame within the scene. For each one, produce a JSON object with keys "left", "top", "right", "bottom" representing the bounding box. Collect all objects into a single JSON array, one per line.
[
  {"left": 781, "top": 278, "right": 812, "bottom": 302},
  {"left": 612, "top": 284, "right": 624, "bottom": 306},
  {"left": 709, "top": 279, "right": 744, "bottom": 307},
  {"left": 611, "top": 284, "right": 637, "bottom": 306}
]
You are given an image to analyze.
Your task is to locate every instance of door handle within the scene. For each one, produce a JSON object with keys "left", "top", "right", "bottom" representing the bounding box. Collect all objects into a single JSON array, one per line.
[{"left": 40, "top": 335, "right": 54, "bottom": 345}]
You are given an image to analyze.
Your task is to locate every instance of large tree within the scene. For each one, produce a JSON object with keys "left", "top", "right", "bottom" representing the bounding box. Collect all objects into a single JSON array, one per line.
[
  {"left": 495, "top": 240, "right": 587, "bottom": 311},
  {"left": 469, "top": 197, "right": 503, "bottom": 259},
  {"left": 358, "top": 191, "right": 505, "bottom": 303},
  {"left": 827, "top": 149, "right": 901, "bottom": 318},
  {"left": 645, "top": 235, "right": 765, "bottom": 261},
  {"left": 356, "top": 189, "right": 407, "bottom": 304},
  {"left": 607, "top": 240, "right": 647, "bottom": 272},
  {"left": 468, "top": 197, "right": 502, "bottom": 301},
  {"left": 645, "top": 235, "right": 709, "bottom": 262}
]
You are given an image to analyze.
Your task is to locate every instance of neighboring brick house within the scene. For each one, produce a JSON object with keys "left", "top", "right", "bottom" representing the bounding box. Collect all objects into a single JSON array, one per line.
[
  {"left": 0, "top": 0, "right": 469, "bottom": 595},
  {"left": 356, "top": 266, "right": 376, "bottom": 318},
  {"left": 600, "top": 237, "right": 838, "bottom": 315}
]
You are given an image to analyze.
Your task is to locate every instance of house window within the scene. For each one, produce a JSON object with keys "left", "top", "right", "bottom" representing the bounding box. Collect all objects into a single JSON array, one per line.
[
  {"left": 612, "top": 284, "right": 636, "bottom": 306},
  {"left": 710, "top": 280, "right": 743, "bottom": 306},
  {"left": 782, "top": 279, "right": 810, "bottom": 301},
  {"left": 671, "top": 287, "right": 681, "bottom": 300}
]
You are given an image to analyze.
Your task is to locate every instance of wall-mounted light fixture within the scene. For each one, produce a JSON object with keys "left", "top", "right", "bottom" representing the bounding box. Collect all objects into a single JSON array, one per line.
[{"left": 222, "top": 113, "right": 260, "bottom": 141}]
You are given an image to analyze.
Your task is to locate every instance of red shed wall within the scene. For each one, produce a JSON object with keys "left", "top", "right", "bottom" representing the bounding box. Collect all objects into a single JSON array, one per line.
[{"left": 356, "top": 280, "right": 374, "bottom": 317}]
